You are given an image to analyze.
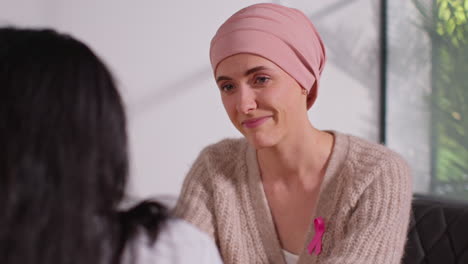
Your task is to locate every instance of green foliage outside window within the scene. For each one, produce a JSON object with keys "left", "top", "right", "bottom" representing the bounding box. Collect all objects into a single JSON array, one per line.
[{"left": 414, "top": 0, "right": 468, "bottom": 199}]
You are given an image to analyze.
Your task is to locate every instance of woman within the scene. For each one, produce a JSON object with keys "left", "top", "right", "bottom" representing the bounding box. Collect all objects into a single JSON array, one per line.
[
  {"left": 0, "top": 27, "right": 222, "bottom": 264},
  {"left": 174, "top": 3, "right": 412, "bottom": 264}
]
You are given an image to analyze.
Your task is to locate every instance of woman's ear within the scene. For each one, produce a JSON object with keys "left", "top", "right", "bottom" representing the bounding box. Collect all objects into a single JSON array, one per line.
[{"left": 306, "top": 84, "right": 318, "bottom": 110}]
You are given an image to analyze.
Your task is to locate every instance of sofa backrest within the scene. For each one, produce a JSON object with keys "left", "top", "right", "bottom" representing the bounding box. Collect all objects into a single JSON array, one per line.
[{"left": 403, "top": 194, "right": 468, "bottom": 263}]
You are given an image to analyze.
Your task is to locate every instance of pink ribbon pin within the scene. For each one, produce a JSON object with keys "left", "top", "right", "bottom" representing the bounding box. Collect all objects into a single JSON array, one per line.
[{"left": 307, "top": 217, "right": 325, "bottom": 255}]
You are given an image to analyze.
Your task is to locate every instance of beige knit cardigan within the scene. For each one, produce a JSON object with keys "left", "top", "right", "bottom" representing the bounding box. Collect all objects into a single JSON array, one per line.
[{"left": 173, "top": 131, "right": 412, "bottom": 264}]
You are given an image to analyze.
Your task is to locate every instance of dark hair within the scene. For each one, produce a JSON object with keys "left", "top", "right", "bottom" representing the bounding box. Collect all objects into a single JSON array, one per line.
[{"left": 0, "top": 27, "right": 168, "bottom": 264}]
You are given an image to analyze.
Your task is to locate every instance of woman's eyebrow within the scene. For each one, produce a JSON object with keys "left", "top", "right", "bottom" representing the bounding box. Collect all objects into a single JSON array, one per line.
[{"left": 216, "top": 76, "right": 232, "bottom": 83}]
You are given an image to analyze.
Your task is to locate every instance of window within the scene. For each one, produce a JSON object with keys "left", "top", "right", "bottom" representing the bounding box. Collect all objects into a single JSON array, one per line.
[{"left": 387, "top": 0, "right": 468, "bottom": 200}]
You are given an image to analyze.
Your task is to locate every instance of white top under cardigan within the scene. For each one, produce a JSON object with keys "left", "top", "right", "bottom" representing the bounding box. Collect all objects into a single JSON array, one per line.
[{"left": 283, "top": 249, "right": 299, "bottom": 264}]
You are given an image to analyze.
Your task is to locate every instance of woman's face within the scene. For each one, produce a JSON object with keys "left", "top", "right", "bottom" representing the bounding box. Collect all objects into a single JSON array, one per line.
[{"left": 215, "top": 53, "right": 308, "bottom": 149}]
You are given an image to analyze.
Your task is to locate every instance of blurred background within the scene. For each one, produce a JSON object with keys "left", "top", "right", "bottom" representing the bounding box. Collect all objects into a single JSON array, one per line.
[{"left": 1, "top": 0, "right": 466, "bottom": 201}]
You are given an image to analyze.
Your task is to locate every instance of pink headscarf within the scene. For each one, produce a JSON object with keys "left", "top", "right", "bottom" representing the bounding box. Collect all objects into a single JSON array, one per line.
[{"left": 209, "top": 3, "right": 327, "bottom": 109}]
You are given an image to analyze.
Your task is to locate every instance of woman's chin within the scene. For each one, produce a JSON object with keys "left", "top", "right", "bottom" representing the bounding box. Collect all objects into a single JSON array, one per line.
[{"left": 245, "top": 132, "right": 279, "bottom": 149}]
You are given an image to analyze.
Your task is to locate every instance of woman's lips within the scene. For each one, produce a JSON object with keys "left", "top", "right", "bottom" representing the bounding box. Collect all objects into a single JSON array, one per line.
[{"left": 242, "top": 116, "right": 272, "bottom": 129}]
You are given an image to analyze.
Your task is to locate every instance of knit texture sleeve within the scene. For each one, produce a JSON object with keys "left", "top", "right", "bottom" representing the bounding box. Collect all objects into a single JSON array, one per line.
[
  {"left": 172, "top": 148, "right": 217, "bottom": 240},
  {"left": 320, "top": 154, "right": 412, "bottom": 264}
]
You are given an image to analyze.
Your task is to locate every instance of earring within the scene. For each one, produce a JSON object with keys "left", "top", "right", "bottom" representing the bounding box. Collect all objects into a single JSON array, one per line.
[{"left": 302, "top": 88, "right": 308, "bottom": 95}]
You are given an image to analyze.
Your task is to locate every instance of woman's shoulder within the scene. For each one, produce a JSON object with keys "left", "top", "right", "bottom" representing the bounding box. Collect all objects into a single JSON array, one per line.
[
  {"left": 341, "top": 132, "right": 409, "bottom": 171},
  {"left": 333, "top": 131, "right": 411, "bottom": 194},
  {"left": 332, "top": 132, "right": 412, "bottom": 207},
  {"left": 201, "top": 137, "right": 247, "bottom": 157},
  {"left": 194, "top": 137, "right": 248, "bottom": 171},
  {"left": 127, "top": 219, "right": 223, "bottom": 264},
  {"left": 177, "top": 137, "right": 249, "bottom": 200}
]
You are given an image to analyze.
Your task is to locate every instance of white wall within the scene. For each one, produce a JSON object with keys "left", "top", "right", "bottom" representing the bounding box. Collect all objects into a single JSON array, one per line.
[
  {"left": 0, "top": 0, "right": 380, "bottom": 198},
  {"left": 0, "top": 0, "right": 48, "bottom": 25}
]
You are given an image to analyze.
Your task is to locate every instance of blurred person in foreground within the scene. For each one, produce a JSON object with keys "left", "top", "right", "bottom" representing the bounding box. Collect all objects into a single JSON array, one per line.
[{"left": 0, "top": 27, "right": 222, "bottom": 264}]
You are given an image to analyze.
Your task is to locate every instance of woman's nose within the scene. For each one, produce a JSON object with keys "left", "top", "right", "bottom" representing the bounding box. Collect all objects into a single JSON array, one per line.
[{"left": 236, "top": 85, "right": 257, "bottom": 114}]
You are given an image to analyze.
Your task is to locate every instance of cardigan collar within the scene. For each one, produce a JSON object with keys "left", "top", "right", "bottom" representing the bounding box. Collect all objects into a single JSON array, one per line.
[{"left": 245, "top": 131, "right": 350, "bottom": 263}]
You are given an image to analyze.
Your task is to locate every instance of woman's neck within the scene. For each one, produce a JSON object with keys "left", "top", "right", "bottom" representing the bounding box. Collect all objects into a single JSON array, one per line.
[{"left": 256, "top": 125, "right": 334, "bottom": 189}]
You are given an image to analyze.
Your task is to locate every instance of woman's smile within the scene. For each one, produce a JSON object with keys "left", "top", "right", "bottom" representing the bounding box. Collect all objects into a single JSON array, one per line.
[{"left": 241, "top": 116, "right": 273, "bottom": 129}]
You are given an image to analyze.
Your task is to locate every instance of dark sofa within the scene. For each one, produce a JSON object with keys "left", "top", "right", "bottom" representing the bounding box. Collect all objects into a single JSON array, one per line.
[{"left": 402, "top": 194, "right": 468, "bottom": 263}]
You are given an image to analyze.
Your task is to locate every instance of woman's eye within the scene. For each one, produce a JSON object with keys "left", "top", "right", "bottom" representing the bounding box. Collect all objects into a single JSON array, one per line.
[
  {"left": 221, "top": 83, "right": 234, "bottom": 92},
  {"left": 254, "top": 76, "right": 270, "bottom": 84}
]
